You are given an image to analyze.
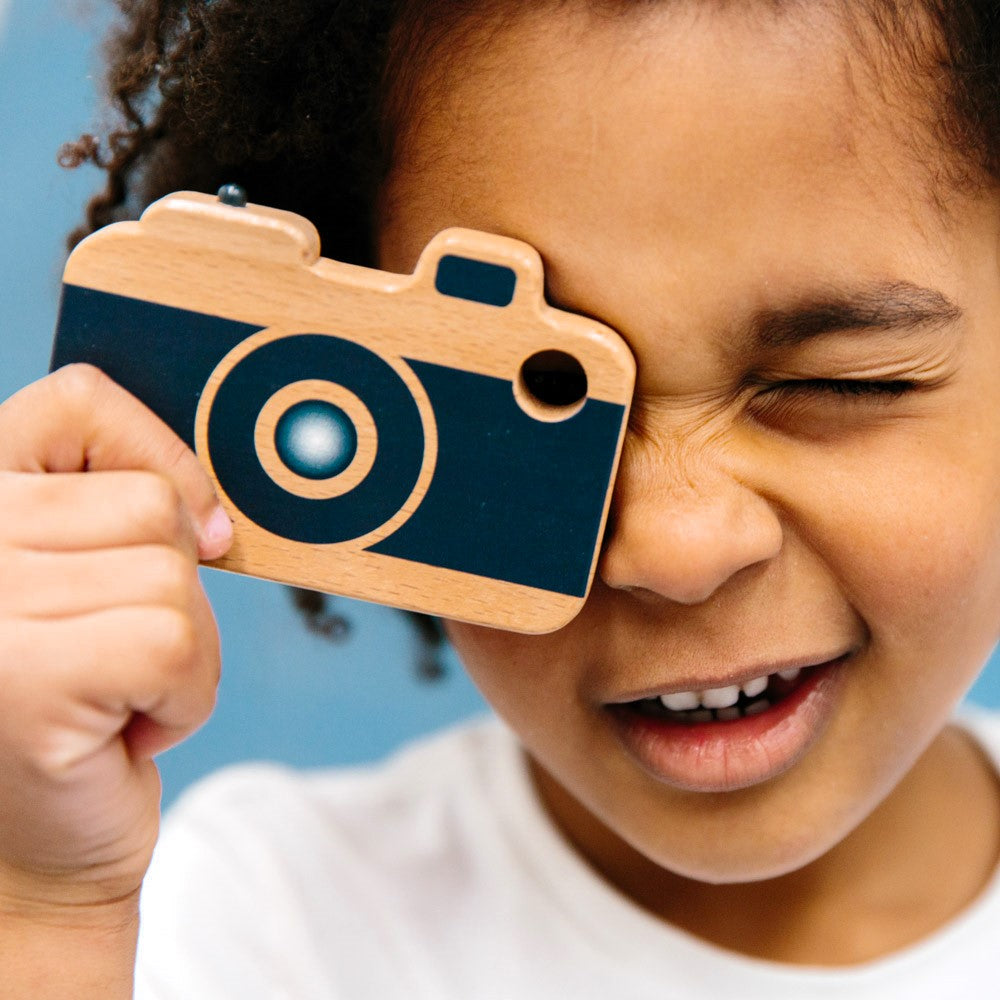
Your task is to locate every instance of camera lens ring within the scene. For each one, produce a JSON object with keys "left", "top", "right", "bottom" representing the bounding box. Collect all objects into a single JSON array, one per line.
[
  {"left": 206, "top": 333, "right": 426, "bottom": 545},
  {"left": 253, "top": 380, "right": 379, "bottom": 501}
]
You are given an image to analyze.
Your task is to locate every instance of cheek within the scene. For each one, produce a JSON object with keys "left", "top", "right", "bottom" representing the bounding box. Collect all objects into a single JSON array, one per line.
[
  {"left": 443, "top": 622, "right": 593, "bottom": 735},
  {"left": 799, "top": 424, "right": 1000, "bottom": 681}
]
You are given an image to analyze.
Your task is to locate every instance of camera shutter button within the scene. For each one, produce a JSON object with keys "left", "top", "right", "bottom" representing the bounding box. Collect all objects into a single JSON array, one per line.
[{"left": 217, "top": 183, "right": 248, "bottom": 207}]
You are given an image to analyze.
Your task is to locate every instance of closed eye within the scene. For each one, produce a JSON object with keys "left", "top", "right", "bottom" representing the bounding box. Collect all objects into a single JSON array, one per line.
[
  {"left": 744, "top": 377, "right": 923, "bottom": 433},
  {"left": 770, "top": 378, "right": 918, "bottom": 399}
]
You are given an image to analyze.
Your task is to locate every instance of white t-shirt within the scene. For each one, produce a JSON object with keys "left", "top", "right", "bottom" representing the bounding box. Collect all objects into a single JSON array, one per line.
[{"left": 135, "top": 711, "right": 1000, "bottom": 999}]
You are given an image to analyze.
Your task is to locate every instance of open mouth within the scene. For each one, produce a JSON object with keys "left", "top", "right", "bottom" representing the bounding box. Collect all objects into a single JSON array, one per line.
[
  {"left": 620, "top": 665, "right": 812, "bottom": 725},
  {"left": 604, "top": 655, "right": 850, "bottom": 791}
]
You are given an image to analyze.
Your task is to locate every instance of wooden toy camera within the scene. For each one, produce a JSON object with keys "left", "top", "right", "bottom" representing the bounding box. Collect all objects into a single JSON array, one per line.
[{"left": 51, "top": 190, "right": 635, "bottom": 632}]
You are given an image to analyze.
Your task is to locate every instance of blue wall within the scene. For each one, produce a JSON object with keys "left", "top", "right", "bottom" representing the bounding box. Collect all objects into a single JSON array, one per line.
[{"left": 2, "top": 2, "right": 997, "bottom": 806}]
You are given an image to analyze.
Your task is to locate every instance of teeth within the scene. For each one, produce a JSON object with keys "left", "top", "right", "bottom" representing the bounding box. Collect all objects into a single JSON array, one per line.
[
  {"left": 652, "top": 698, "right": 774, "bottom": 724},
  {"left": 741, "top": 675, "right": 769, "bottom": 699},
  {"left": 652, "top": 665, "right": 803, "bottom": 718},
  {"left": 700, "top": 684, "right": 741, "bottom": 709},
  {"left": 660, "top": 691, "right": 700, "bottom": 711}
]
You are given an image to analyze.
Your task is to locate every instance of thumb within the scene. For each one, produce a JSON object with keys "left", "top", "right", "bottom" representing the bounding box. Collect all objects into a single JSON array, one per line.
[{"left": 0, "top": 364, "right": 233, "bottom": 560}]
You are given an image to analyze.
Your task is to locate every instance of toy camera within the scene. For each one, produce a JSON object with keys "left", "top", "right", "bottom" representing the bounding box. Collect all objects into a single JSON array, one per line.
[{"left": 51, "top": 190, "right": 635, "bottom": 632}]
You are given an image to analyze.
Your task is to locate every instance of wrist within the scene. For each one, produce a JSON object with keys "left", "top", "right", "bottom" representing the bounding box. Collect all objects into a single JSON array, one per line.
[
  {"left": 0, "top": 881, "right": 140, "bottom": 928},
  {"left": 0, "top": 840, "right": 151, "bottom": 912},
  {"left": 0, "top": 890, "right": 139, "bottom": 1000}
]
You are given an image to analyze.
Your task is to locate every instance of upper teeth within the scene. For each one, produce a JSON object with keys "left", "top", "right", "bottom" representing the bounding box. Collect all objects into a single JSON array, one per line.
[{"left": 659, "top": 667, "right": 801, "bottom": 712}]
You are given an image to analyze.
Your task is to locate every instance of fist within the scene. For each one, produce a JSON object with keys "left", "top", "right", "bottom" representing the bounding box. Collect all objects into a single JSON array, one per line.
[{"left": 0, "top": 364, "right": 232, "bottom": 907}]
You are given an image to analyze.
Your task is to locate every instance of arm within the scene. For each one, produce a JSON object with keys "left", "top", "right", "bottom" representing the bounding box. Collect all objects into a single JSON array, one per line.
[{"left": 0, "top": 365, "right": 232, "bottom": 998}]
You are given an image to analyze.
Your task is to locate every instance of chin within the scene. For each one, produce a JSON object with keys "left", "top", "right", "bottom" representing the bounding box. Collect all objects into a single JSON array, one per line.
[
  {"left": 659, "top": 848, "right": 826, "bottom": 886},
  {"left": 633, "top": 809, "right": 854, "bottom": 886}
]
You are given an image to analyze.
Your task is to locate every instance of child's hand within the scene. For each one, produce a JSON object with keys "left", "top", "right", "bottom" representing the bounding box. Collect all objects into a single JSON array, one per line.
[{"left": 0, "top": 363, "right": 232, "bottom": 914}]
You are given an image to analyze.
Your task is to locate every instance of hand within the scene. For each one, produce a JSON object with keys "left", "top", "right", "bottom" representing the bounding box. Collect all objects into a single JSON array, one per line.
[{"left": 0, "top": 364, "right": 232, "bottom": 912}]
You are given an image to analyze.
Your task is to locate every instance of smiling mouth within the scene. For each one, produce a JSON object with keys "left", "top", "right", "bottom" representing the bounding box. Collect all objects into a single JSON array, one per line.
[
  {"left": 604, "top": 654, "right": 851, "bottom": 792},
  {"left": 620, "top": 666, "right": 812, "bottom": 724}
]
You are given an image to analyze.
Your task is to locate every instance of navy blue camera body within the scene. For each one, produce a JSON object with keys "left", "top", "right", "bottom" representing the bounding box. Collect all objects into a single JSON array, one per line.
[{"left": 51, "top": 192, "right": 634, "bottom": 632}]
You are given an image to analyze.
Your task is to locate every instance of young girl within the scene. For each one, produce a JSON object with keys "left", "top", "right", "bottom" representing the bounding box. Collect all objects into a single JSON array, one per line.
[{"left": 3, "top": 1, "right": 1000, "bottom": 996}]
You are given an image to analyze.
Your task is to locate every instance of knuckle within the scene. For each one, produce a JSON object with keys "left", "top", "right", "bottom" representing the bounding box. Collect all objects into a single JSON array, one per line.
[
  {"left": 28, "top": 724, "right": 97, "bottom": 782},
  {"left": 144, "top": 545, "right": 197, "bottom": 602},
  {"left": 50, "top": 363, "right": 109, "bottom": 411},
  {"left": 193, "top": 593, "right": 223, "bottom": 690},
  {"left": 129, "top": 473, "right": 186, "bottom": 540},
  {"left": 147, "top": 607, "right": 200, "bottom": 673}
]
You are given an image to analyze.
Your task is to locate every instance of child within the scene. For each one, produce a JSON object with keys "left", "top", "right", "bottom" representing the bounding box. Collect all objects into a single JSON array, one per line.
[{"left": 3, "top": 0, "right": 1000, "bottom": 996}]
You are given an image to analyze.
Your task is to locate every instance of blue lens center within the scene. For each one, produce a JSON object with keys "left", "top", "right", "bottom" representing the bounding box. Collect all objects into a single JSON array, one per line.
[{"left": 274, "top": 400, "right": 357, "bottom": 480}]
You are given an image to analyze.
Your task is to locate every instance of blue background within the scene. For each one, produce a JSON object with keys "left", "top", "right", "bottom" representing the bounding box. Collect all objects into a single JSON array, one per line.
[{"left": 2, "top": 1, "right": 997, "bottom": 806}]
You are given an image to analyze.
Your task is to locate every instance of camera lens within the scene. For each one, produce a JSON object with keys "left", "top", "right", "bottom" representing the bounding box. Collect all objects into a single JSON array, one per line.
[
  {"left": 274, "top": 400, "right": 357, "bottom": 480},
  {"left": 207, "top": 333, "right": 426, "bottom": 544}
]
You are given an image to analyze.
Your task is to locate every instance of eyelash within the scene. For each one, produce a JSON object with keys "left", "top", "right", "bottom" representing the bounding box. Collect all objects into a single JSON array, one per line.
[{"left": 770, "top": 378, "right": 917, "bottom": 400}]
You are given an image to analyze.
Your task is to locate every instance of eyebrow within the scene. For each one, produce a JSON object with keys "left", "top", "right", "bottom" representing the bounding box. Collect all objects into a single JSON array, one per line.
[{"left": 751, "top": 281, "right": 962, "bottom": 348}]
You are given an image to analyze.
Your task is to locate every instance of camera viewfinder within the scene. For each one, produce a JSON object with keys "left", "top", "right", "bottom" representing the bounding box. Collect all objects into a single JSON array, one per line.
[
  {"left": 516, "top": 350, "right": 588, "bottom": 422},
  {"left": 435, "top": 255, "right": 517, "bottom": 308}
]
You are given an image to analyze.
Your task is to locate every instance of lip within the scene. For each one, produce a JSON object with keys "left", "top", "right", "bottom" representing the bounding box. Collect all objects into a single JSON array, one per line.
[{"left": 605, "top": 653, "right": 851, "bottom": 793}]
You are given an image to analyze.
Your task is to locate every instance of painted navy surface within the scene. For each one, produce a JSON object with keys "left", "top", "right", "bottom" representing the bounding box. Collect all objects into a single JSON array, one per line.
[{"left": 52, "top": 285, "right": 625, "bottom": 597}]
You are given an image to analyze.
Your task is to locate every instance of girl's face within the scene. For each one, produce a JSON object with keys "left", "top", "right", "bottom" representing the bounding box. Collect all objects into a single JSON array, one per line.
[{"left": 379, "top": 4, "right": 1000, "bottom": 883}]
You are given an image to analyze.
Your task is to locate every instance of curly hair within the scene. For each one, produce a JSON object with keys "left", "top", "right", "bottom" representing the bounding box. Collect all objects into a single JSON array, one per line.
[
  {"left": 59, "top": 0, "right": 1000, "bottom": 665},
  {"left": 62, "top": 1, "right": 399, "bottom": 262}
]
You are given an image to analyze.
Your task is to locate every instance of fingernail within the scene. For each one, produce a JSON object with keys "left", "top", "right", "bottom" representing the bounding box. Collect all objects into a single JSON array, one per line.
[{"left": 199, "top": 504, "right": 233, "bottom": 559}]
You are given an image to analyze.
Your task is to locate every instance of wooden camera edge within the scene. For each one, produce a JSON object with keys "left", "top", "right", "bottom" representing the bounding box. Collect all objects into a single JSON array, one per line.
[{"left": 51, "top": 191, "right": 635, "bottom": 633}]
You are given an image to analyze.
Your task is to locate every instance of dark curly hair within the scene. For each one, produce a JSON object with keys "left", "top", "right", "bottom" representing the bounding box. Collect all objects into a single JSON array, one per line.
[{"left": 60, "top": 0, "right": 1000, "bottom": 667}]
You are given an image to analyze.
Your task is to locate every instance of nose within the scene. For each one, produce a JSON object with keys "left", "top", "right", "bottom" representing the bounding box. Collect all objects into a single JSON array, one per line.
[{"left": 599, "top": 438, "right": 784, "bottom": 605}]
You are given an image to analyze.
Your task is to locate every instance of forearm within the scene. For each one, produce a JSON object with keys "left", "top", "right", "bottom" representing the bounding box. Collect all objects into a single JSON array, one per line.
[{"left": 0, "top": 893, "right": 139, "bottom": 1000}]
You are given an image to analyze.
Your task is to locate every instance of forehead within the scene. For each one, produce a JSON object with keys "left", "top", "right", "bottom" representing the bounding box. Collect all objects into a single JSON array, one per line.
[{"left": 378, "top": 2, "right": 949, "bottom": 280}]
